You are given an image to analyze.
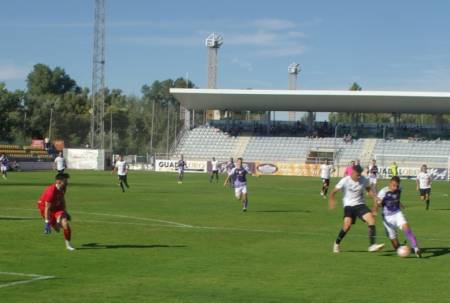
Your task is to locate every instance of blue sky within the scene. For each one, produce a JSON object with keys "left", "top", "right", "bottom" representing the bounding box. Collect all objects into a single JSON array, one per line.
[{"left": 1, "top": 0, "right": 450, "bottom": 97}]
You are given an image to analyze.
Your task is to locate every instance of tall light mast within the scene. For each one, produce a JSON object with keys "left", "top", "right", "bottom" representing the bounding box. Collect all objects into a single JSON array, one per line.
[
  {"left": 288, "top": 62, "right": 300, "bottom": 121},
  {"left": 90, "top": 0, "right": 106, "bottom": 149}
]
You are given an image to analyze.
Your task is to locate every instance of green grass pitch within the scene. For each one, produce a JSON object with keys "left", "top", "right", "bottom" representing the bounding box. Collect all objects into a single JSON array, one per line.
[{"left": 1, "top": 171, "right": 449, "bottom": 303}]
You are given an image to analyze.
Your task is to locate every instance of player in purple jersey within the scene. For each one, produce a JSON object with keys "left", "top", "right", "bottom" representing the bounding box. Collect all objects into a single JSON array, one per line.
[
  {"left": 224, "top": 158, "right": 251, "bottom": 212},
  {"left": 373, "top": 176, "right": 421, "bottom": 257},
  {"left": 0, "top": 153, "right": 9, "bottom": 180},
  {"left": 177, "top": 155, "right": 186, "bottom": 184}
]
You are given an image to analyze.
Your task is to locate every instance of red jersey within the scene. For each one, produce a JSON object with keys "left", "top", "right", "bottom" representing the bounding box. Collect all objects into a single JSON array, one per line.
[{"left": 38, "top": 184, "right": 66, "bottom": 212}]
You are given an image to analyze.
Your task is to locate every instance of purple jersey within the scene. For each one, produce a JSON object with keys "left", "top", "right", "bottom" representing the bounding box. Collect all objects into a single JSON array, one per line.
[
  {"left": 230, "top": 167, "right": 249, "bottom": 187},
  {"left": 369, "top": 165, "right": 379, "bottom": 178},
  {"left": 0, "top": 156, "right": 8, "bottom": 166},
  {"left": 226, "top": 161, "right": 235, "bottom": 174},
  {"left": 177, "top": 160, "right": 186, "bottom": 171},
  {"left": 377, "top": 187, "right": 402, "bottom": 216}
]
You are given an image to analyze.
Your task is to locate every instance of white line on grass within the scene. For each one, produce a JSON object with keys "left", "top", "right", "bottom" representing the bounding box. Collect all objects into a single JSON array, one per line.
[
  {"left": 4, "top": 207, "right": 450, "bottom": 243},
  {"left": 0, "top": 272, "right": 55, "bottom": 289},
  {"left": 5, "top": 207, "right": 192, "bottom": 228}
]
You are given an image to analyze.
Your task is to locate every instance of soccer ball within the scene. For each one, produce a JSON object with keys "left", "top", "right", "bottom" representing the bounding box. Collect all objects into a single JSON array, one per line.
[{"left": 397, "top": 245, "right": 411, "bottom": 258}]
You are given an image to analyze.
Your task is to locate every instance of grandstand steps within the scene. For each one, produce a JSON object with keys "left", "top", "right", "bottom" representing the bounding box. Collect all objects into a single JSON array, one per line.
[
  {"left": 359, "top": 139, "right": 377, "bottom": 166},
  {"left": 232, "top": 136, "right": 250, "bottom": 158}
]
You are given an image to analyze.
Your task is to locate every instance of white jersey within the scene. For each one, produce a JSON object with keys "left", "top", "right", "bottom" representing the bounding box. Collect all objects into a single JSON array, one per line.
[
  {"left": 211, "top": 160, "right": 219, "bottom": 171},
  {"left": 320, "top": 164, "right": 333, "bottom": 179},
  {"left": 416, "top": 172, "right": 431, "bottom": 189},
  {"left": 54, "top": 156, "right": 66, "bottom": 170},
  {"left": 115, "top": 160, "right": 127, "bottom": 176},
  {"left": 335, "top": 176, "right": 369, "bottom": 207}
]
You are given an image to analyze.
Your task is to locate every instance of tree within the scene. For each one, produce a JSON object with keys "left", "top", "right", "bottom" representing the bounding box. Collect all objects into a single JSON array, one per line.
[
  {"left": 26, "top": 64, "right": 80, "bottom": 96},
  {"left": 0, "top": 83, "right": 22, "bottom": 142}
]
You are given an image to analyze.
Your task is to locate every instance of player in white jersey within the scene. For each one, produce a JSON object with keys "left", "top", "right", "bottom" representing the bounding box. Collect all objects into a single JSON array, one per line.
[
  {"left": 367, "top": 159, "right": 379, "bottom": 191},
  {"left": 210, "top": 157, "right": 219, "bottom": 183},
  {"left": 319, "top": 159, "right": 334, "bottom": 198},
  {"left": 374, "top": 176, "right": 421, "bottom": 257},
  {"left": 0, "top": 153, "right": 8, "bottom": 180},
  {"left": 114, "top": 155, "right": 129, "bottom": 192},
  {"left": 53, "top": 152, "right": 66, "bottom": 175},
  {"left": 329, "top": 165, "right": 385, "bottom": 253},
  {"left": 416, "top": 164, "right": 432, "bottom": 210}
]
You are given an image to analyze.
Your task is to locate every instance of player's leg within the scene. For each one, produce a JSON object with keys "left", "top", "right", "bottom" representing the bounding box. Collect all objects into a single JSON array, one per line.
[
  {"left": 1, "top": 167, "right": 7, "bottom": 179},
  {"left": 209, "top": 172, "right": 213, "bottom": 183},
  {"left": 383, "top": 216, "right": 399, "bottom": 249},
  {"left": 333, "top": 216, "right": 353, "bottom": 252},
  {"left": 215, "top": 171, "right": 219, "bottom": 183},
  {"left": 323, "top": 180, "right": 330, "bottom": 197},
  {"left": 399, "top": 215, "right": 421, "bottom": 257},
  {"left": 425, "top": 190, "right": 431, "bottom": 210},
  {"left": 119, "top": 176, "right": 125, "bottom": 192},
  {"left": 241, "top": 186, "right": 248, "bottom": 211},
  {"left": 361, "top": 210, "right": 385, "bottom": 252},
  {"left": 123, "top": 175, "right": 130, "bottom": 188},
  {"left": 57, "top": 212, "right": 75, "bottom": 251}
]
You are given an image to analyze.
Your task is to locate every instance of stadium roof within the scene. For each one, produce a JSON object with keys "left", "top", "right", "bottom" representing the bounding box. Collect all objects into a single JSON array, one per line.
[{"left": 170, "top": 88, "right": 450, "bottom": 114}]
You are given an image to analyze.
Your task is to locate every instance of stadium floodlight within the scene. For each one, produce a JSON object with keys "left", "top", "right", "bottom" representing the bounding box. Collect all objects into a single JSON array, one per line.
[
  {"left": 288, "top": 62, "right": 300, "bottom": 75},
  {"left": 205, "top": 32, "right": 223, "bottom": 48},
  {"left": 206, "top": 33, "right": 223, "bottom": 89}
]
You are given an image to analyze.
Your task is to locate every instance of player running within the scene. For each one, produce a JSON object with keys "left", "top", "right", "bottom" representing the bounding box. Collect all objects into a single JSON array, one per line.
[
  {"left": 374, "top": 176, "right": 422, "bottom": 257},
  {"left": 329, "top": 165, "right": 385, "bottom": 253},
  {"left": 416, "top": 164, "right": 432, "bottom": 210},
  {"left": 37, "top": 174, "right": 75, "bottom": 251},
  {"left": 210, "top": 157, "right": 219, "bottom": 183},
  {"left": 0, "top": 153, "right": 8, "bottom": 180},
  {"left": 53, "top": 152, "right": 66, "bottom": 175},
  {"left": 224, "top": 157, "right": 235, "bottom": 187},
  {"left": 224, "top": 157, "right": 251, "bottom": 212},
  {"left": 177, "top": 155, "right": 186, "bottom": 184},
  {"left": 320, "top": 159, "right": 334, "bottom": 198},
  {"left": 114, "top": 155, "right": 129, "bottom": 192},
  {"left": 367, "top": 159, "right": 379, "bottom": 191}
]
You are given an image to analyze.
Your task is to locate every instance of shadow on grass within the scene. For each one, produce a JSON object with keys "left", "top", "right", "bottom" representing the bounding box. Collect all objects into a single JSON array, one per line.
[
  {"left": 0, "top": 216, "right": 39, "bottom": 221},
  {"left": 253, "top": 210, "right": 311, "bottom": 213},
  {"left": 432, "top": 208, "right": 450, "bottom": 211},
  {"left": 79, "top": 242, "right": 187, "bottom": 250},
  {"left": 376, "top": 247, "right": 450, "bottom": 259}
]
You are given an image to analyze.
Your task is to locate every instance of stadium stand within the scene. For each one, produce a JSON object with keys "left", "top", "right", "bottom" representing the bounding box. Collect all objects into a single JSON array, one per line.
[
  {"left": 0, "top": 144, "right": 53, "bottom": 161},
  {"left": 173, "top": 126, "right": 450, "bottom": 171}
]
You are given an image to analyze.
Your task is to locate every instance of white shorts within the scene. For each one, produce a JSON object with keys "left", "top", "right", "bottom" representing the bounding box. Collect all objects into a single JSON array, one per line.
[
  {"left": 382, "top": 212, "right": 407, "bottom": 239},
  {"left": 1, "top": 165, "right": 7, "bottom": 172},
  {"left": 234, "top": 185, "right": 248, "bottom": 198},
  {"left": 369, "top": 177, "right": 377, "bottom": 185}
]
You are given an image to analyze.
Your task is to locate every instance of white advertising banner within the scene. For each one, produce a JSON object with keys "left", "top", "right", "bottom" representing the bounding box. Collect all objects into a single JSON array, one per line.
[
  {"left": 155, "top": 159, "right": 207, "bottom": 173},
  {"left": 65, "top": 148, "right": 105, "bottom": 170}
]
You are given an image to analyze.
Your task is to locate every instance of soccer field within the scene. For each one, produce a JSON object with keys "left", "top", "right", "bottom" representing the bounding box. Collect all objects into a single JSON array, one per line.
[{"left": 1, "top": 171, "right": 449, "bottom": 303}]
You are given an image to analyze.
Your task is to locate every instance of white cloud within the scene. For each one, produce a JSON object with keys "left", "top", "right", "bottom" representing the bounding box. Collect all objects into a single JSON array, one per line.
[
  {"left": 115, "top": 35, "right": 200, "bottom": 47},
  {"left": 230, "top": 57, "right": 253, "bottom": 71},
  {"left": 227, "top": 31, "right": 278, "bottom": 46},
  {"left": 257, "top": 45, "right": 306, "bottom": 57},
  {"left": 250, "top": 18, "right": 297, "bottom": 31},
  {"left": 0, "top": 63, "right": 30, "bottom": 81}
]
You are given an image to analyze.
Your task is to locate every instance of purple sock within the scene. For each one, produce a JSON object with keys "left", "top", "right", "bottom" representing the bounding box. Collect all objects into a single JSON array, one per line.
[{"left": 404, "top": 228, "right": 418, "bottom": 248}]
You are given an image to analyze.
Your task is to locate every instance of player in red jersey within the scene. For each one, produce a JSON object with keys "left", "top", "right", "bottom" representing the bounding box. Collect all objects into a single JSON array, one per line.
[{"left": 37, "top": 174, "right": 75, "bottom": 251}]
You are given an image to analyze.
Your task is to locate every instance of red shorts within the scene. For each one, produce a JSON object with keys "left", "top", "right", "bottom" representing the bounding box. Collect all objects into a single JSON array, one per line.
[{"left": 38, "top": 203, "right": 66, "bottom": 228}]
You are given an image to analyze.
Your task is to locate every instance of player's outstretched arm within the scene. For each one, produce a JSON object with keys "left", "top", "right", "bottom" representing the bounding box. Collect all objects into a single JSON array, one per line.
[{"left": 329, "top": 188, "right": 339, "bottom": 209}]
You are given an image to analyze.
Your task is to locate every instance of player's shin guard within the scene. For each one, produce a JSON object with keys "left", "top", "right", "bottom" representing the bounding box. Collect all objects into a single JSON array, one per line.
[
  {"left": 404, "top": 228, "right": 418, "bottom": 249},
  {"left": 63, "top": 226, "right": 71, "bottom": 241},
  {"left": 368, "top": 225, "right": 376, "bottom": 245},
  {"left": 323, "top": 186, "right": 328, "bottom": 196},
  {"left": 335, "top": 228, "right": 347, "bottom": 244},
  {"left": 120, "top": 181, "right": 125, "bottom": 192}
]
